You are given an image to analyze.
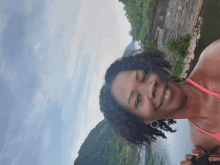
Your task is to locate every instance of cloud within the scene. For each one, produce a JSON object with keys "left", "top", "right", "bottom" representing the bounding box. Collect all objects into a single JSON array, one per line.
[
  {"left": 0, "top": 62, "right": 4, "bottom": 76},
  {"left": 48, "top": 0, "right": 80, "bottom": 34},
  {"left": 33, "top": 42, "right": 44, "bottom": 61},
  {"left": 4, "top": 70, "right": 17, "bottom": 80},
  {"left": 43, "top": 126, "right": 51, "bottom": 146},
  {"left": 71, "top": 118, "right": 86, "bottom": 161},
  {"left": 0, "top": 76, "right": 17, "bottom": 152},
  {"left": 66, "top": 37, "right": 87, "bottom": 78},
  {"left": 1, "top": 12, "right": 27, "bottom": 64}
]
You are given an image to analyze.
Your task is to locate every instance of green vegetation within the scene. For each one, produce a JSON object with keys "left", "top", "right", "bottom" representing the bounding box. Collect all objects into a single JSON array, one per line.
[
  {"left": 120, "top": 0, "right": 155, "bottom": 46},
  {"left": 127, "top": 147, "right": 140, "bottom": 165},
  {"left": 164, "top": 33, "right": 193, "bottom": 78},
  {"left": 165, "top": 33, "right": 192, "bottom": 61},
  {"left": 145, "top": 38, "right": 157, "bottom": 48},
  {"left": 117, "top": 145, "right": 127, "bottom": 160},
  {"left": 74, "top": 119, "right": 132, "bottom": 165},
  {"left": 192, "top": 27, "right": 196, "bottom": 37},
  {"left": 144, "top": 144, "right": 171, "bottom": 165},
  {"left": 171, "top": 60, "right": 185, "bottom": 78},
  {"left": 120, "top": 0, "right": 194, "bottom": 79},
  {"left": 115, "top": 138, "right": 141, "bottom": 165}
]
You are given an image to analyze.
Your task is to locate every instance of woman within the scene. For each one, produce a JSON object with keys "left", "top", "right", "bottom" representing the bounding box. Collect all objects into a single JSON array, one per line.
[{"left": 99, "top": 39, "right": 220, "bottom": 162}]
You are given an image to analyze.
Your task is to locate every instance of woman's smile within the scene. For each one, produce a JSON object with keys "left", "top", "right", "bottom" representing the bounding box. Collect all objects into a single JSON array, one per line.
[
  {"left": 158, "top": 84, "right": 171, "bottom": 110},
  {"left": 110, "top": 69, "right": 189, "bottom": 121},
  {"left": 156, "top": 83, "right": 167, "bottom": 110}
]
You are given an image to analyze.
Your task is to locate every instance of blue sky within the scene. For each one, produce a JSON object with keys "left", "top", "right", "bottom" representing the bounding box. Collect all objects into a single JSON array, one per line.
[{"left": 0, "top": 0, "right": 133, "bottom": 164}]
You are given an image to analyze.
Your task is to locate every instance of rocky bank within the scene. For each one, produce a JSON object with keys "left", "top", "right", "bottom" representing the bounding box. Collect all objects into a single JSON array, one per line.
[{"left": 144, "top": 0, "right": 204, "bottom": 78}]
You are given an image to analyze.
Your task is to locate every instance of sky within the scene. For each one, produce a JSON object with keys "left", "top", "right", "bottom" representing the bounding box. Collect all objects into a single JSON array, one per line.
[{"left": 0, "top": 0, "right": 133, "bottom": 164}]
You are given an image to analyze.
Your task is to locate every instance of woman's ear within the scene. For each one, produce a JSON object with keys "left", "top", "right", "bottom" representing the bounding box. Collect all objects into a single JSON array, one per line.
[{"left": 143, "top": 119, "right": 151, "bottom": 125}]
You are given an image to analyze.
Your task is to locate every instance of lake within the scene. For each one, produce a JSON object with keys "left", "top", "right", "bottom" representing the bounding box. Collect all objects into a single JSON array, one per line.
[{"left": 137, "top": 119, "right": 194, "bottom": 165}]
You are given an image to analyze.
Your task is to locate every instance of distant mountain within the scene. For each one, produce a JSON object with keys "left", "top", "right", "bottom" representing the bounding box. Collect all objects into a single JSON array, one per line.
[
  {"left": 123, "top": 40, "right": 135, "bottom": 57},
  {"left": 123, "top": 40, "right": 143, "bottom": 57},
  {"left": 74, "top": 119, "right": 123, "bottom": 165}
]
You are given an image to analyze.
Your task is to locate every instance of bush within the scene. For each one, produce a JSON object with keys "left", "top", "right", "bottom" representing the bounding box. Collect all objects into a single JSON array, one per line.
[
  {"left": 172, "top": 60, "right": 184, "bottom": 78},
  {"left": 123, "top": 0, "right": 154, "bottom": 42},
  {"left": 117, "top": 145, "right": 127, "bottom": 160},
  {"left": 145, "top": 38, "right": 157, "bottom": 48},
  {"left": 165, "top": 33, "right": 192, "bottom": 61}
]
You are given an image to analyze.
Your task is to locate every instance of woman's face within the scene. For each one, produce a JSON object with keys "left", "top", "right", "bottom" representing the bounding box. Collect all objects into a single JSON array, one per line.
[{"left": 111, "top": 69, "right": 186, "bottom": 123}]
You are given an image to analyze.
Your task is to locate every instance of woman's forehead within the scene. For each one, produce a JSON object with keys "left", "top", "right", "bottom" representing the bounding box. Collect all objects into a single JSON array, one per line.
[{"left": 111, "top": 71, "right": 135, "bottom": 107}]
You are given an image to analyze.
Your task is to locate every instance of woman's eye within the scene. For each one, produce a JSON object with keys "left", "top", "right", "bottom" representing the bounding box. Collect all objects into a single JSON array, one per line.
[
  {"left": 135, "top": 94, "right": 142, "bottom": 108},
  {"left": 153, "top": 83, "right": 158, "bottom": 98},
  {"left": 142, "top": 73, "right": 147, "bottom": 83}
]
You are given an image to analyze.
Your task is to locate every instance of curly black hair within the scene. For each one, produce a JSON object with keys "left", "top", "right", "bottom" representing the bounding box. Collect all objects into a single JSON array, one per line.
[{"left": 99, "top": 48, "right": 186, "bottom": 149}]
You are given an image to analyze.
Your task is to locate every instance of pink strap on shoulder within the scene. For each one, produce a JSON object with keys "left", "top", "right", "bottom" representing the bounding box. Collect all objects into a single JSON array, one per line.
[
  {"left": 188, "top": 119, "right": 214, "bottom": 135},
  {"left": 189, "top": 119, "right": 220, "bottom": 141},
  {"left": 187, "top": 78, "right": 220, "bottom": 98},
  {"left": 187, "top": 78, "right": 220, "bottom": 140}
]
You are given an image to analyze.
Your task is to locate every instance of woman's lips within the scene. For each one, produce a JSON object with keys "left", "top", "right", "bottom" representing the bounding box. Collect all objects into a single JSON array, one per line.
[{"left": 157, "top": 85, "right": 168, "bottom": 110}]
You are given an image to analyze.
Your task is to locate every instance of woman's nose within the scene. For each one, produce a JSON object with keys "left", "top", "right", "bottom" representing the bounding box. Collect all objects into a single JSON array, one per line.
[{"left": 138, "top": 81, "right": 155, "bottom": 100}]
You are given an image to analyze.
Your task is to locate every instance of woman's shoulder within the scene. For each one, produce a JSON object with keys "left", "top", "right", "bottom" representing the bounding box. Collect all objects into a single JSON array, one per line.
[
  {"left": 188, "top": 119, "right": 220, "bottom": 155},
  {"left": 187, "top": 39, "right": 220, "bottom": 153},
  {"left": 195, "top": 39, "right": 220, "bottom": 78},
  {"left": 187, "top": 39, "right": 220, "bottom": 89}
]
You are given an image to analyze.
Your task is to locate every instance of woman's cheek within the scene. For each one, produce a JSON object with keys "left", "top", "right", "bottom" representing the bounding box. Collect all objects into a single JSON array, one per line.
[{"left": 140, "top": 100, "right": 155, "bottom": 119}]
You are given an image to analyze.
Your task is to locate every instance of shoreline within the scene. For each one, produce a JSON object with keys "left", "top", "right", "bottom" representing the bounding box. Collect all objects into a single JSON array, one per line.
[
  {"left": 180, "top": 16, "right": 203, "bottom": 79},
  {"left": 181, "top": 0, "right": 204, "bottom": 79}
]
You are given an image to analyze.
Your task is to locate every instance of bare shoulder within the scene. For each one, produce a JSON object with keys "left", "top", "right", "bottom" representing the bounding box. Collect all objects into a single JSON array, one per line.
[
  {"left": 188, "top": 119, "right": 220, "bottom": 155},
  {"left": 198, "top": 39, "right": 220, "bottom": 78}
]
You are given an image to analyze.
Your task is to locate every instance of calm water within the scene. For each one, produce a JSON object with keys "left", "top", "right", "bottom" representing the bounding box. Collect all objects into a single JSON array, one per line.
[{"left": 138, "top": 119, "right": 194, "bottom": 165}]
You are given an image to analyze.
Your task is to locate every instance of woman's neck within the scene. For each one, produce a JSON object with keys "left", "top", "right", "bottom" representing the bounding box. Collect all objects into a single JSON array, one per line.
[{"left": 173, "top": 81, "right": 209, "bottom": 120}]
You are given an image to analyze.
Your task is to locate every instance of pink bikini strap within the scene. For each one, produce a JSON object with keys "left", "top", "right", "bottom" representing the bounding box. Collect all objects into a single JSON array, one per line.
[
  {"left": 188, "top": 119, "right": 214, "bottom": 135},
  {"left": 187, "top": 78, "right": 220, "bottom": 98}
]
